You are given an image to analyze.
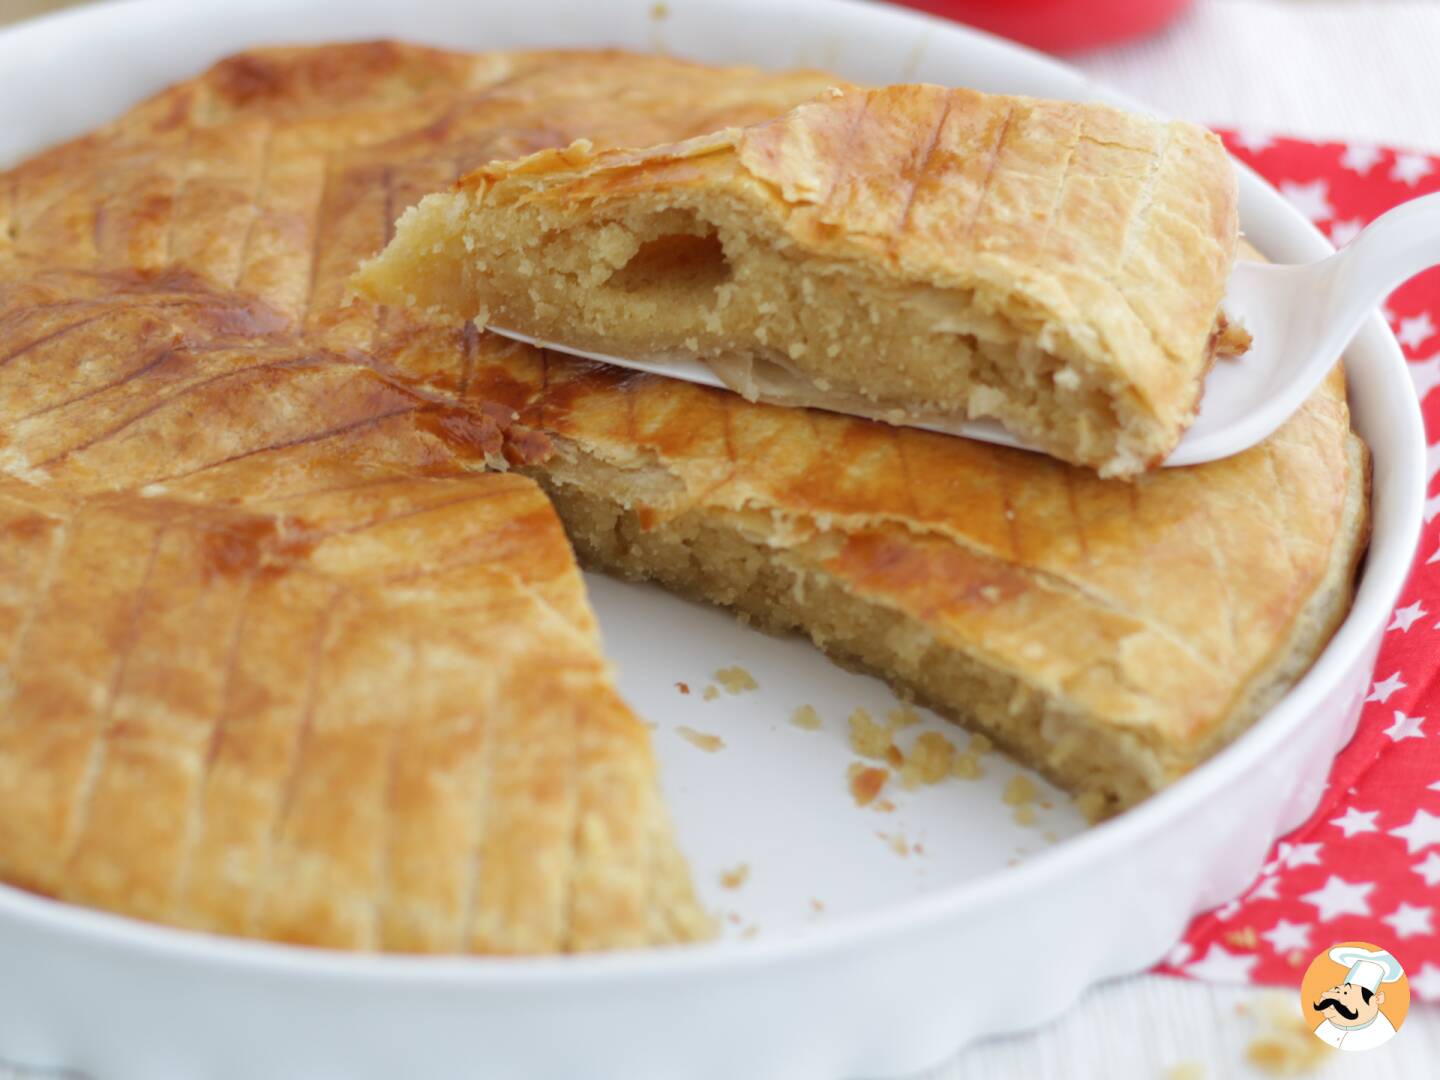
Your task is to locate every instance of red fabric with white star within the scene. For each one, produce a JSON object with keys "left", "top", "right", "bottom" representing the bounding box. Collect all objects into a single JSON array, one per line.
[{"left": 1159, "top": 132, "right": 1440, "bottom": 1000}]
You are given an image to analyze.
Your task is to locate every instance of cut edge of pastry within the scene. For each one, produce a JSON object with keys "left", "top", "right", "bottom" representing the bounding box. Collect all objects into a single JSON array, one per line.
[
  {"left": 354, "top": 85, "right": 1243, "bottom": 479},
  {"left": 518, "top": 424, "right": 1369, "bottom": 819}
]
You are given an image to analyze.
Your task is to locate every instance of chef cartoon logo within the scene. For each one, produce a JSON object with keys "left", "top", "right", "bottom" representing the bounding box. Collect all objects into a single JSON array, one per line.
[{"left": 1301, "top": 941, "right": 1409, "bottom": 1052}]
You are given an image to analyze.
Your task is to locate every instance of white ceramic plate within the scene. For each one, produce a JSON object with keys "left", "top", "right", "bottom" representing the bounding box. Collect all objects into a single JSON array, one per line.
[{"left": 0, "top": 2, "right": 1426, "bottom": 1078}]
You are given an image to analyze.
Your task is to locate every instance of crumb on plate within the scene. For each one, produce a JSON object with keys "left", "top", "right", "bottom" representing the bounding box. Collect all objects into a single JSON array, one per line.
[
  {"left": 877, "top": 831, "right": 909, "bottom": 857},
  {"left": 1073, "top": 790, "right": 1108, "bottom": 824},
  {"left": 790, "top": 704, "right": 822, "bottom": 730},
  {"left": 899, "top": 730, "right": 956, "bottom": 788},
  {"left": 847, "top": 762, "right": 888, "bottom": 807},
  {"left": 676, "top": 725, "right": 724, "bottom": 752},
  {"left": 1002, "top": 774, "right": 1038, "bottom": 806},
  {"left": 848, "top": 707, "right": 892, "bottom": 760},
  {"left": 951, "top": 750, "right": 983, "bottom": 780},
  {"left": 719, "top": 863, "right": 750, "bottom": 889},
  {"left": 714, "top": 665, "right": 757, "bottom": 694},
  {"left": 675, "top": 681, "right": 690, "bottom": 695},
  {"left": 702, "top": 684, "right": 719, "bottom": 701}
]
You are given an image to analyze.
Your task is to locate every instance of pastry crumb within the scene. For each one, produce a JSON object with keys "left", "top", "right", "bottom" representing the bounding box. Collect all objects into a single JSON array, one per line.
[
  {"left": 951, "top": 750, "right": 983, "bottom": 780},
  {"left": 873, "top": 798, "right": 896, "bottom": 813},
  {"left": 900, "top": 731, "right": 956, "bottom": 787},
  {"left": 676, "top": 726, "right": 724, "bottom": 752},
  {"left": 726, "top": 912, "right": 742, "bottom": 925},
  {"left": 1073, "top": 790, "right": 1108, "bottom": 823},
  {"left": 810, "top": 898, "right": 825, "bottom": 913},
  {"left": 877, "top": 831, "right": 909, "bottom": 857},
  {"left": 718, "top": 863, "right": 750, "bottom": 889},
  {"left": 790, "top": 704, "right": 822, "bottom": 730},
  {"left": 1042, "top": 829, "right": 1060, "bottom": 844},
  {"left": 702, "top": 685, "right": 719, "bottom": 701},
  {"left": 1002, "top": 774, "right": 1038, "bottom": 806},
  {"left": 969, "top": 732, "right": 994, "bottom": 755},
  {"left": 884, "top": 704, "right": 921, "bottom": 730},
  {"left": 675, "top": 681, "right": 690, "bottom": 695},
  {"left": 848, "top": 708, "right": 893, "bottom": 760},
  {"left": 1013, "top": 804, "right": 1038, "bottom": 826},
  {"left": 1164, "top": 1064, "right": 1205, "bottom": 1080},
  {"left": 714, "top": 665, "right": 757, "bottom": 694},
  {"left": 739, "top": 923, "right": 759, "bottom": 940},
  {"left": 847, "top": 762, "right": 888, "bottom": 807},
  {"left": 1224, "top": 926, "right": 1258, "bottom": 949},
  {"left": 1246, "top": 993, "right": 1333, "bottom": 1075}
]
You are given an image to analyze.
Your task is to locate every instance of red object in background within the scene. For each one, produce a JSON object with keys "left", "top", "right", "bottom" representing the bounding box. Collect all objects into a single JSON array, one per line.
[{"left": 893, "top": 0, "right": 1192, "bottom": 54}]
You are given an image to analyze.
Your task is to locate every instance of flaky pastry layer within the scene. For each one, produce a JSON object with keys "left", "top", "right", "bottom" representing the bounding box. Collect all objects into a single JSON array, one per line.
[{"left": 356, "top": 83, "right": 1242, "bottom": 476}]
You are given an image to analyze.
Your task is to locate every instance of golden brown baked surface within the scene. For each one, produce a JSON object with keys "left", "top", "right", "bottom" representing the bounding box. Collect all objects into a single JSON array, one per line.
[
  {"left": 0, "top": 42, "right": 827, "bottom": 952},
  {"left": 355, "top": 83, "right": 1240, "bottom": 477},
  {"left": 0, "top": 42, "right": 1366, "bottom": 947}
]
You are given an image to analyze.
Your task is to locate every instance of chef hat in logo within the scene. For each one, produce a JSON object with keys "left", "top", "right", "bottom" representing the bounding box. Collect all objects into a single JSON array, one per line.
[{"left": 1328, "top": 945, "right": 1404, "bottom": 993}]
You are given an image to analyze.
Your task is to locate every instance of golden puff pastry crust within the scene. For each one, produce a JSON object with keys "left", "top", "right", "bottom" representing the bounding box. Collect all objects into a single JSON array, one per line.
[
  {"left": 0, "top": 269, "right": 709, "bottom": 954},
  {"left": 355, "top": 83, "right": 1241, "bottom": 477}
]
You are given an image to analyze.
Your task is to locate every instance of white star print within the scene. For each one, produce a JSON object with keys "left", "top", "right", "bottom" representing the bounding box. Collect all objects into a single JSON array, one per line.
[
  {"left": 1429, "top": 443, "right": 1440, "bottom": 523},
  {"left": 1431, "top": 780, "right": 1440, "bottom": 792},
  {"left": 1381, "top": 902, "right": 1434, "bottom": 939},
  {"left": 1260, "top": 842, "right": 1292, "bottom": 876},
  {"left": 1284, "top": 842, "right": 1325, "bottom": 869},
  {"left": 1411, "top": 963, "right": 1440, "bottom": 1002},
  {"left": 1231, "top": 128, "right": 1274, "bottom": 154},
  {"left": 1384, "top": 710, "right": 1426, "bottom": 742},
  {"left": 1329, "top": 218, "right": 1364, "bottom": 247},
  {"left": 1415, "top": 851, "right": 1440, "bottom": 886},
  {"left": 1330, "top": 807, "right": 1381, "bottom": 838},
  {"left": 1260, "top": 919, "right": 1312, "bottom": 953},
  {"left": 1247, "top": 876, "right": 1282, "bottom": 903},
  {"left": 1390, "top": 808, "right": 1440, "bottom": 854},
  {"left": 1183, "top": 943, "right": 1259, "bottom": 983},
  {"left": 1398, "top": 311, "right": 1437, "bottom": 351},
  {"left": 1389, "top": 152, "right": 1435, "bottom": 186},
  {"left": 1388, "top": 601, "right": 1428, "bottom": 632},
  {"left": 1411, "top": 355, "right": 1440, "bottom": 404},
  {"left": 1215, "top": 898, "right": 1243, "bottom": 921},
  {"left": 1340, "top": 144, "right": 1384, "bottom": 176},
  {"left": 1166, "top": 941, "right": 1194, "bottom": 968},
  {"left": 1279, "top": 178, "right": 1335, "bottom": 223},
  {"left": 1366, "top": 672, "right": 1407, "bottom": 703},
  {"left": 1299, "top": 875, "right": 1374, "bottom": 921},
  {"left": 1430, "top": 540, "right": 1440, "bottom": 565}
]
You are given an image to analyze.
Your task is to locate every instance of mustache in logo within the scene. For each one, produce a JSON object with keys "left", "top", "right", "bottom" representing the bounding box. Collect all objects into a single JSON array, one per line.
[{"left": 1313, "top": 997, "right": 1360, "bottom": 1020}]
